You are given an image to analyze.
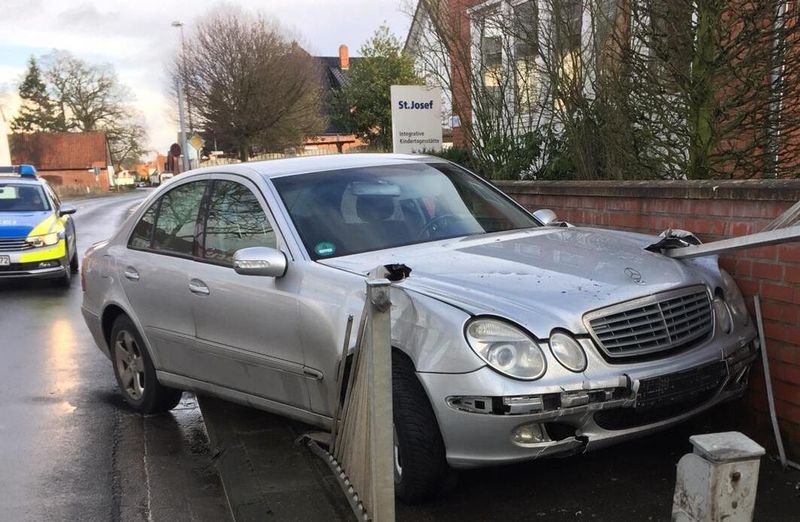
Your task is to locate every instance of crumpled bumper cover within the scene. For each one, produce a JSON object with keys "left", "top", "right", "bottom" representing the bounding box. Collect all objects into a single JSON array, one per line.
[{"left": 419, "top": 338, "right": 758, "bottom": 469}]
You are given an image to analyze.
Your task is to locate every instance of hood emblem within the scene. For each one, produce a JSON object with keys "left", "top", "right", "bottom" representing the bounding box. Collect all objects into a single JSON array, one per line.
[{"left": 625, "top": 267, "right": 646, "bottom": 285}]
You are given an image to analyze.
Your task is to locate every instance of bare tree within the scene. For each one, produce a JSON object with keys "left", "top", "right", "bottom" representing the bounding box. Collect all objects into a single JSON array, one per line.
[
  {"left": 613, "top": 0, "right": 800, "bottom": 179},
  {"left": 39, "top": 51, "right": 147, "bottom": 166},
  {"left": 413, "top": 0, "right": 587, "bottom": 179},
  {"left": 177, "top": 9, "right": 324, "bottom": 161}
]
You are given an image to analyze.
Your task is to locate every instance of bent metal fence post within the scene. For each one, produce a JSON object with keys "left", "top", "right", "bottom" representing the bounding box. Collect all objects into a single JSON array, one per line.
[{"left": 303, "top": 279, "right": 395, "bottom": 522}]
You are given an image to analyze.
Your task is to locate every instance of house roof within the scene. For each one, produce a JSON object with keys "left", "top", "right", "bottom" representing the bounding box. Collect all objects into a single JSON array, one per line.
[
  {"left": 10, "top": 132, "right": 109, "bottom": 170},
  {"left": 315, "top": 56, "right": 363, "bottom": 91},
  {"left": 314, "top": 55, "right": 364, "bottom": 134}
]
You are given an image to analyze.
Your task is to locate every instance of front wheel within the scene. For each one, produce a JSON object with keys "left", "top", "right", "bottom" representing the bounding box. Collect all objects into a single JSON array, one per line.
[
  {"left": 110, "top": 315, "right": 182, "bottom": 413},
  {"left": 392, "top": 352, "right": 450, "bottom": 503},
  {"left": 69, "top": 240, "right": 79, "bottom": 273},
  {"left": 56, "top": 252, "right": 72, "bottom": 287}
]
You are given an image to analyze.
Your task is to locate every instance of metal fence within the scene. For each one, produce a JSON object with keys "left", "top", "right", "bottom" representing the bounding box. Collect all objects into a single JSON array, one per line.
[{"left": 198, "top": 148, "right": 362, "bottom": 168}]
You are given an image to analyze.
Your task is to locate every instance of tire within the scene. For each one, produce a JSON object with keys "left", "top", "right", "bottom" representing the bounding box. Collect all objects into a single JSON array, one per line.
[
  {"left": 392, "top": 351, "right": 450, "bottom": 503},
  {"left": 110, "top": 315, "right": 183, "bottom": 413},
  {"left": 57, "top": 252, "right": 72, "bottom": 287},
  {"left": 69, "top": 238, "right": 79, "bottom": 273}
]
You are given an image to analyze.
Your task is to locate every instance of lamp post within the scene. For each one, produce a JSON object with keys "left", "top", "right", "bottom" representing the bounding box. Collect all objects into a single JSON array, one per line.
[{"left": 171, "top": 20, "right": 190, "bottom": 172}]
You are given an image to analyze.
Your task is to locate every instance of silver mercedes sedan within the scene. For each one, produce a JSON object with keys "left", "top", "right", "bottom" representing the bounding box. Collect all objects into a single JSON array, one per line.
[{"left": 81, "top": 154, "right": 757, "bottom": 502}]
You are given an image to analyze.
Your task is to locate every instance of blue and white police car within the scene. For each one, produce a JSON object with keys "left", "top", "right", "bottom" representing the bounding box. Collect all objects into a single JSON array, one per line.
[{"left": 0, "top": 165, "right": 78, "bottom": 286}]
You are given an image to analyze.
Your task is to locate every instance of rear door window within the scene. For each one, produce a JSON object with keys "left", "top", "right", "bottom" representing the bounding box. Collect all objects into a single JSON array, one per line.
[
  {"left": 151, "top": 181, "right": 208, "bottom": 256},
  {"left": 202, "top": 180, "right": 276, "bottom": 266},
  {"left": 129, "top": 203, "right": 158, "bottom": 249}
]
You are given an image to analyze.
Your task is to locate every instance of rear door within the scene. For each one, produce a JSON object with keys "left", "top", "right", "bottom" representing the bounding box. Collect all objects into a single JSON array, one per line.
[
  {"left": 188, "top": 176, "right": 310, "bottom": 409},
  {"left": 120, "top": 180, "right": 208, "bottom": 372}
]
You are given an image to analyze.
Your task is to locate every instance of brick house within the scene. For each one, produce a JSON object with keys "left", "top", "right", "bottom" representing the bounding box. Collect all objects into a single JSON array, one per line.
[
  {"left": 10, "top": 132, "right": 113, "bottom": 193},
  {"left": 406, "top": 0, "right": 799, "bottom": 173},
  {"left": 305, "top": 45, "right": 367, "bottom": 153}
]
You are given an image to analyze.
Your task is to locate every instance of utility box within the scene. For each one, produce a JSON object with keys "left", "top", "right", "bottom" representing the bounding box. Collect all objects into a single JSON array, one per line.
[{"left": 672, "top": 432, "right": 765, "bottom": 522}]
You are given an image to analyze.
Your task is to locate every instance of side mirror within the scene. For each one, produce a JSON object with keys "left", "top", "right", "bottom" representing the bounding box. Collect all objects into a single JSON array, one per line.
[
  {"left": 59, "top": 204, "right": 77, "bottom": 216},
  {"left": 233, "top": 247, "right": 287, "bottom": 277},
  {"left": 532, "top": 208, "right": 557, "bottom": 226}
]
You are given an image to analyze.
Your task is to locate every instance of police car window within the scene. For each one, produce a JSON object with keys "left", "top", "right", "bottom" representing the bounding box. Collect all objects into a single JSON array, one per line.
[
  {"left": 0, "top": 184, "right": 50, "bottom": 212},
  {"left": 203, "top": 180, "right": 276, "bottom": 265},
  {"left": 152, "top": 181, "right": 208, "bottom": 256},
  {"left": 129, "top": 202, "right": 158, "bottom": 249}
]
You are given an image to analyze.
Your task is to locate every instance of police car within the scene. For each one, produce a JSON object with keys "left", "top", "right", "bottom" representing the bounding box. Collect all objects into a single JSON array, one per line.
[{"left": 0, "top": 165, "right": 78, "bottom": 286}]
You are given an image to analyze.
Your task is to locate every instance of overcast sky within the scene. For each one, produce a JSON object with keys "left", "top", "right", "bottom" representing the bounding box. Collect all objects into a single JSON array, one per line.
[{"left": 0, "top": 0, "right": 413, "bottom": 158}]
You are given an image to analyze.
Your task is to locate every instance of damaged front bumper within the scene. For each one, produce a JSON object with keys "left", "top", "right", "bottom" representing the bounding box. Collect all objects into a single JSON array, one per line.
[{"left": 419, "top": 337, "right": 758, "bottom": 469}]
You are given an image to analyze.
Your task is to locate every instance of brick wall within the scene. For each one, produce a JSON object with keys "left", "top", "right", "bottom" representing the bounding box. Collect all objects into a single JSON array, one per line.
[
  {"left": 496, "top": 179, "right": 800, "bottom": 458},
  {"left": 39, "top": 167, "right": 110, "bottom": 197}
]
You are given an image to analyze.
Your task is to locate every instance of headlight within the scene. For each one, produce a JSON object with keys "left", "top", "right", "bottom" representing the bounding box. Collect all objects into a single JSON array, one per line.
[
  {"left": 465, "top": 318, "right": 546, "bottom": 380},
  {"left": 26, "top": 232, "right": 60, "bottom": 248},
  {"left": 720, "top": 269, "right": 750, "bottom": 326},
  {"left": 713, "top": 296, "right": 732, "bottom": 335},
  {"left": 549, "top": 331, "right": 587, "bottom": 372}
]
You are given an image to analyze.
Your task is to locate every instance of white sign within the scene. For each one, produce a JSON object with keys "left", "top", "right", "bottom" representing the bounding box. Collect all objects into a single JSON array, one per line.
[{"left": 390, "top": 85, "right": 443, "bottom": 154}]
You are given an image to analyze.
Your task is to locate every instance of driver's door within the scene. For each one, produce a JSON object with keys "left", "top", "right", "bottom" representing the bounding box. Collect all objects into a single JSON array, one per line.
[{"left": 188, "top": 177, "right": 310, "bottom": 409}]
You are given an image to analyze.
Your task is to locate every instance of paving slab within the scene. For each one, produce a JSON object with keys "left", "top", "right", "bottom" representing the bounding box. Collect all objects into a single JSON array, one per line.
[{"left": 198, "top": 395, "right": 355, "bottom": 522}]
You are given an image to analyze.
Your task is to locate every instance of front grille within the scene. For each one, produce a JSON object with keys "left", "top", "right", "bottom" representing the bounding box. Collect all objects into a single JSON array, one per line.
[
  {"left": 585, "top": 286, "right": 713, "bottom": 359},
  {"left": 0, "top": 237, "right": 31, "bottom": 252},
  {"left": 636, "top": 361, "right": 727, "bottom": 409}
]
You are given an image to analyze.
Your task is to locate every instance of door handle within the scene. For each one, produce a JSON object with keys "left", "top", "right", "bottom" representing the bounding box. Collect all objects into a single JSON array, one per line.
[
  {"left": 188, "top": 279, "right": 210, "bottom": 296},
  {"left": 123, "top": 267, "right": 140, "bottom": 281},
  {"left": 303, "top": 367, "right": 324, "bottom": 380}
]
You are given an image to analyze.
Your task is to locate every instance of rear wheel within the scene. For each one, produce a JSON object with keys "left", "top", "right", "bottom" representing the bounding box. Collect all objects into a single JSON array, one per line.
[
  {"left": 110, "top": 315, "right": 182, "bottom": 413},
  {"left": 392, "top": 352, "right": 450, "bottom": 503}
]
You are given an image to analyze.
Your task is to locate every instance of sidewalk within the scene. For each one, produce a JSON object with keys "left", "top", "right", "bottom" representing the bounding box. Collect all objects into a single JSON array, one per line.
[
  {"left": 198, "top": 396, "right": 354, "bottom": 522},
  {"left": 201, "top": 396, "right": 800, "bottom": 521}
]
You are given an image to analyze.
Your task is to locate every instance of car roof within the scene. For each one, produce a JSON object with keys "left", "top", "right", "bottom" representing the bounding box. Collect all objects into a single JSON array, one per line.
[
  {"left": 0, "top": 175, "right": 46, "bottom": 186},
  {"left": 184, "top": 153, "right": 448, "bottom": 180}
]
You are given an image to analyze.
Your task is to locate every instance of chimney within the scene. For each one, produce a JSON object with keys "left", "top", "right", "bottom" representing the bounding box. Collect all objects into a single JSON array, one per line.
[{"left": 339, "top": 44, "right": 349, "bottom": 70}]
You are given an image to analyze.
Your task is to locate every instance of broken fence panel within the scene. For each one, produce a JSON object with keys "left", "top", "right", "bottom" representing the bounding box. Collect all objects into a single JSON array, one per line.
[{"left": 304, "top": 280, "right": 395, "bottom": 522}]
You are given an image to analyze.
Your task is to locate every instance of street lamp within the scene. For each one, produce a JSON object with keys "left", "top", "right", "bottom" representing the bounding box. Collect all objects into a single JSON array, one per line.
[{"left": 171, "top": 20, "right": 190, "bottom": 172}]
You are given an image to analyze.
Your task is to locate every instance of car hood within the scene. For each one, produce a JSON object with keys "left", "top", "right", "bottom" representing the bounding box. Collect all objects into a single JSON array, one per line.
[
  {"left": 0, "top": 211, "right": 53, "bottom": 238},
  {"left": 318, "top": 227, "right": 709, "bottom": 337}
]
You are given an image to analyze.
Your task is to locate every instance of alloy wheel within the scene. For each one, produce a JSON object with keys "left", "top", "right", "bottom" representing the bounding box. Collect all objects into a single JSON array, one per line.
[{"left": 114, "top": 330, "right": 145, "bottom": 400}]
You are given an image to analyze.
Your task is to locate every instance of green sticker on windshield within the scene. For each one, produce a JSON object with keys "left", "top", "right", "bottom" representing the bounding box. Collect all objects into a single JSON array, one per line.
[{"left": 315, "top": 242, "right": 336, "bottom": 257}]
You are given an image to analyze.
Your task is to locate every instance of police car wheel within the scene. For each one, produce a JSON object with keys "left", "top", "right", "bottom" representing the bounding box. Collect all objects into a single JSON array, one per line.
[
  {"left": 57, "top": 254, "right": 72, "bottom": 287},
  {"left": 110, "top": 315, "right": 183, "bottom": 414},
  {"left": 69, "top": 249, "right": 79, "bottom": 273}
]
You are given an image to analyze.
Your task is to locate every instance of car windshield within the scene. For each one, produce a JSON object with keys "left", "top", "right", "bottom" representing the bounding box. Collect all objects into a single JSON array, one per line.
[
  {"left": 0, "top": 183, "right": 50, "bottom": 212},
  {"left": 272, "top": 162, "right": 539, "bottom": 260}
]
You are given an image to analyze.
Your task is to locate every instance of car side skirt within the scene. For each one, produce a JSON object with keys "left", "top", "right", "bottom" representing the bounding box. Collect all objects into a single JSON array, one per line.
[{"left": 156, "top": 371, "right": 333, "bottom": 430}]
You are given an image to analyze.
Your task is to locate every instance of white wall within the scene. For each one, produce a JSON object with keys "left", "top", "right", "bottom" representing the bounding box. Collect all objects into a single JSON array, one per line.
[{"left": 0, "top": 107, "right": 11, "bottom": 165}]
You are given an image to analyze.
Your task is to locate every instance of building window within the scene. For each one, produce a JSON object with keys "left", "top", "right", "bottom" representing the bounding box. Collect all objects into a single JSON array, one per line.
[
  {"left": 478, "top": 11, "right": 503, "bottom": 99},
  {"left": 512, "top": 0, "right": 539, "bottom": 113}
]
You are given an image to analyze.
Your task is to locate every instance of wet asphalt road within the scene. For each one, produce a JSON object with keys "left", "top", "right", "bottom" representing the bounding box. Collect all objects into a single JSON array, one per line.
[{"left": 0, "top": 190, "right": 228, "bottom": 522}]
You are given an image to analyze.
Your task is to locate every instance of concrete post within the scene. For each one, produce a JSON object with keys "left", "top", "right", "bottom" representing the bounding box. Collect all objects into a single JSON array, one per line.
[{"left": 672, "top": 432, "right": 765, "bottom": 522}]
